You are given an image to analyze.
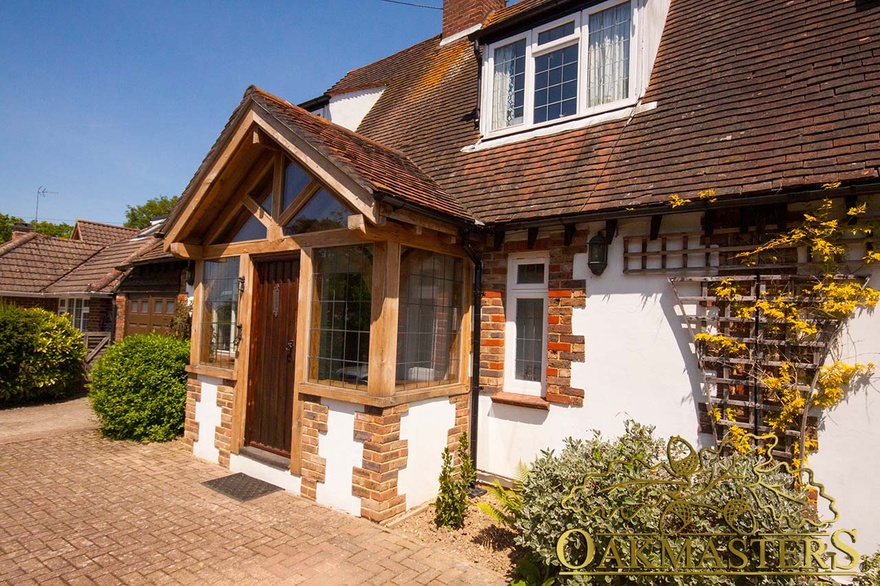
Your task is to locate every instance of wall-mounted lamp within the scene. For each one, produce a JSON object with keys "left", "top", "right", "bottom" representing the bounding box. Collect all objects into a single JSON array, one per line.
[{"left": 588, "top": 231, "right": 609, "bottom": 276}]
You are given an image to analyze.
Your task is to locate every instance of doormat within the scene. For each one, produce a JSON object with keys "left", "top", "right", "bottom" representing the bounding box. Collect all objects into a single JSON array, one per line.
[{"left": 202, "top": 473, "right": 282, "bottom": 502}]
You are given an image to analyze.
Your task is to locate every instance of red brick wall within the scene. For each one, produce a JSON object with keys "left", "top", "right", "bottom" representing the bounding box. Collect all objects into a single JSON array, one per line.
[
  {"left": 442, "top": 0, "right": 504, "bottom": 39},
  {"left": 477, "top": 232, "right": 587, "bottom": 406},
  {"left": 87, "top": 298, "right": 113, "bottom": 332},
  {"left": 114, "top": 294, "right": 127, "bottom": 341},
  {"left": 0, "top": 296, "right": 58, "bottom": 312}
]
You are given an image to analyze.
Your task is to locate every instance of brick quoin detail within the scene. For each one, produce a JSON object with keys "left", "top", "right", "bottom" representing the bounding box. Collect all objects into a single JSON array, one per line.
[
  {"left": 214, "top": 381, "right": 235, "bottom": 468},
  {"left": 447, "top": 394, "right": 470, "bottom": 464},
  {"left": 477, "top": 233, "right": 587, "bottom": 407},
  {"left": 300, "top": 395, "right": 329, "bottom": 501},
  {"left": 353, "top": 404, "right": 408, "bottom": 523},
  {"left": 183, "top": 374, "right": 201, "bottom": 448}
]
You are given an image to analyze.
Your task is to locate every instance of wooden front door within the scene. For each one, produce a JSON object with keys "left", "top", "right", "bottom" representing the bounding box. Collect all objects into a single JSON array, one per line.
[{"left": 246, "top": 258, "right": 299, "bottom": 457}]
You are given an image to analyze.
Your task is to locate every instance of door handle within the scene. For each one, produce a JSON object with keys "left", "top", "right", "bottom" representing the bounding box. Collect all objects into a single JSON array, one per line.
[{"left": 286, "top": 340, "right": 295, "bottom": 362}]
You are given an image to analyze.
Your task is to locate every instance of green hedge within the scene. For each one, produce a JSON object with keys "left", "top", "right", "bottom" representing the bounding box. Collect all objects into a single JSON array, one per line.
[
  {"left": 0, "top": 304, "right": 86, "bottom": 405},
  {"left": 89, "top": 333, "right": 190, "bottom": 441}
]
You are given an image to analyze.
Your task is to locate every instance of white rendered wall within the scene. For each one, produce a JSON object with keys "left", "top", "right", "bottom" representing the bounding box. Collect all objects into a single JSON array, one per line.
[
  {"left": 477, "top": 209, "right": 880, "bottom": 555},
  {"left": 478, "top": 216, "right": 704, "bottom": 478},
  {"left": 327, "top": 88, "right": 384, "bottom": 131},
  {"left": 316, "top": 399, "right": 363, "bottom": 516},
  {"left": 398, "top": 396, "right": 457, "bottom": 510},
  {"left": 193, "top": 376, "right": 221, "bottom": 464},
  {"left": 809, "top": 262, "right": 880, "bottom": 555}
]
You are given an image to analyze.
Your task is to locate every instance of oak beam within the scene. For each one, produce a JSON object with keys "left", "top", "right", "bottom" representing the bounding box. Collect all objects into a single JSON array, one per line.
[{"left": 367, "top": 241, "right": 400, "bottom": 398}]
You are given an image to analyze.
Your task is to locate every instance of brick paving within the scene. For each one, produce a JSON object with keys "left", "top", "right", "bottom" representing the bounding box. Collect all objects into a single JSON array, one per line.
[{"left": 0, "top": 429, "right": 504, "bottom": 585}]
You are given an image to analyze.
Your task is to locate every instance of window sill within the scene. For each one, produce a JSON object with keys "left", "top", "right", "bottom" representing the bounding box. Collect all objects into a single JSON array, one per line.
[
  {"left": 465, "top": 100, "right": 655, "bottom": 154},
  {"left": 298, "top": 381, "right": 469, "bottom": 408},
  {"left": 491, "top": 391, "right": 550, "bottom": 411},
  {"left": 186, "top": 364, "right": 237, "bottom": 381}
]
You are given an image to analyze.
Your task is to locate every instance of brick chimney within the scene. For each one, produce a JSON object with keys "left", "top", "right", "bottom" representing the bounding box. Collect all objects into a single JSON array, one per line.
[
  {"left": 442, "top": 0, "right": 505, "bottom": 41},
  {"left": 11, "top": 222, "right": 34, "bottom": 239}
]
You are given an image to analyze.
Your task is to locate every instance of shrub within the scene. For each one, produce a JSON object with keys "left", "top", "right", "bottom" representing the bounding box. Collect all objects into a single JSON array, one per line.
[
  {"left": 857, "top": 549, "right": 880, "bottom": 586},
  {"left": 89, "top": 333, "right": 190, "bottom": 441},
  {"left": 435, "top": 446, "right": 469, "bottom": 529},
  {"left": 515, "top": 421, "right": 826, "bottom": 585},
  {"left": 0, "top": 303, "right": 85, "bottom": 405},
  {"left": 457, "top": 431, "right": 477, "bottom": 489}
]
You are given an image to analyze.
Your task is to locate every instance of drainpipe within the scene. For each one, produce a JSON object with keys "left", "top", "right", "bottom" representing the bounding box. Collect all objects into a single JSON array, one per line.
[{"left": 460, "top": 229, "right": 482, "bottom": 474}]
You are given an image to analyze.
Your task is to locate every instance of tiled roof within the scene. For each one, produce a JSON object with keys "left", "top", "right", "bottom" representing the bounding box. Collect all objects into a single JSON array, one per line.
[
  {"left": 71, "top": 220, "right": 138, "bottom": 244},
  {"left": 0, "top": 222, "right": 158, "bottom": 296},
  {"left": 481, "top": 0, "right": 555, "bottom": 31},
  {"left": 46, "top": 237, "right": 153, "bottom": 294},
  {"left": 327, "top": 0, "right": 880, "bottom": 225},
  {"left": 124, "top": 238, "right": 175, "bottom": 266},
  {"left": 0, "top": 234, "right": 103, "bottom": 294},
  {"left": 250, "top": 87, "right": 474, "bottom": 221}
]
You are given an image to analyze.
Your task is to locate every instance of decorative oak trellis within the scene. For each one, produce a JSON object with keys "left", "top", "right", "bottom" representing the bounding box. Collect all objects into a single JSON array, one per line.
[{"left": 670, "top": 274, "right": 844, "bottom": 459}]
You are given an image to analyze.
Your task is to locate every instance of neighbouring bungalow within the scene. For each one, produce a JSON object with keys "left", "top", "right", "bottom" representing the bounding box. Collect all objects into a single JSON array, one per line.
[
  {"left": 113, "top": 229, "right": 190, "bottom": 340},
  {"left": 161, "top": 0, "right": 880, "bottom": 550},
  {"left": 0, "top": 220, "right": 142, "bottom": 362}
]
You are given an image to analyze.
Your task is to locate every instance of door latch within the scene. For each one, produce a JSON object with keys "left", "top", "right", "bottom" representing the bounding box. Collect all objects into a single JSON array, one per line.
[{"left": 286, "top": 339, "right": 295, "bottom": 362}]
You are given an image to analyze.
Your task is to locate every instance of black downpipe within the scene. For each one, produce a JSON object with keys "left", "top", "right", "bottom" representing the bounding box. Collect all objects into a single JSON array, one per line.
[{"left": 461, "top": 229, "right": 483, "bottom": 474}]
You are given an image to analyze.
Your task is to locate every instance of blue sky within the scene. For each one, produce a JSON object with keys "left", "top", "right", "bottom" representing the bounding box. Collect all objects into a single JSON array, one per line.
[{"left": 0, "top": 1, "right": 442, "bottom": 226}]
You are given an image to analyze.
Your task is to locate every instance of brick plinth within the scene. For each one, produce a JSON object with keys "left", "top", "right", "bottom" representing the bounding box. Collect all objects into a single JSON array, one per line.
[
  {"left": 183, "top": 374, "right": 201, "bottom": 448},
  {"left": 477, "top": 231, "right": 588, "bottom": 407},
  {"left": 447, "top": 394, "right": 470, "bottom": 451},
  {"left": 183, "top": 373, "right": 235, "bottom": 467},
  {"left": 215, "top": 382, "right": 235, "bottom": 467},
  {"left": 300, "top": 395, "right": 328, "bottom": 501},
  {"left": 353, "top": 404, "right": 409, "bottom": 523}
]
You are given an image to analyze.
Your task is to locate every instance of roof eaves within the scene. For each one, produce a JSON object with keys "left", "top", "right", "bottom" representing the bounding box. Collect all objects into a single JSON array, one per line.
[
  {"left": 0, "top": 232, "right": 38, "bottom": 256},
  {"left": 164, "top": 86, "right": 261, "bottom": 235},
  {"left": 249, "top": 90, "right": 378, "bottom": 195},
  {"left": 476, "top": 0, "right": 598, "bottom": 43}
]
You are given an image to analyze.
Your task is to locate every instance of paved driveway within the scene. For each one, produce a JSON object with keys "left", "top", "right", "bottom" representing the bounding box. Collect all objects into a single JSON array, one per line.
[{"left": 0, "top": 401, "right": 504, "bottom": 585}]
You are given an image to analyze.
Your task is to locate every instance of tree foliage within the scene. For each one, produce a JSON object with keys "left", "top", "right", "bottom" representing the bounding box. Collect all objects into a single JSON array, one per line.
[
  {"left": 123, "top": 195, "right": 179, "bottom": 229},
  {"left": 0, "top": 213, "right": 73, "bottom": 242}
]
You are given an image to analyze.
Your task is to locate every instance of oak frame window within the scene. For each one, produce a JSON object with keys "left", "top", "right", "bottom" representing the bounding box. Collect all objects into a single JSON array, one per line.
[
  {"left": 395, "top": 248, "right": 464, "bottom": 391},
  {"left": 200, "top": 257, "right": 241, "bottom": 369},
  {"left": 308, "top": 245, "right": 373, "bottom": 391}
]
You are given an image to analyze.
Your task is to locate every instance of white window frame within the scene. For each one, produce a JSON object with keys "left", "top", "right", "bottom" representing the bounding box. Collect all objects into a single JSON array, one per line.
[
  {"left": 504, "top": 253, "right": 549, "bottom": 396},
  {"left": 59, "top": 297, "right": 89, "bottom": 332},
  {"left": 481, "top": 0, "right": 637, "bottom": 138}
]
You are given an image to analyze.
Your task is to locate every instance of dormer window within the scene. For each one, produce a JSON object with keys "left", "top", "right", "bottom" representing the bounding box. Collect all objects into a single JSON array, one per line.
[{"left": 484, "top": 0, "right": 634, "bottom": 136}]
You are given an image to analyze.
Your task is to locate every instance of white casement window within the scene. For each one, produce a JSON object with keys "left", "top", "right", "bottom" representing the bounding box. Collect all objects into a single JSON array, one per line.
[
  {"left": 505, "top": 254, "right": 549, "bottom": 396},
  {"left": 59, "top": 298, "right": 89, "bottom": 332},
  {"left": 484, "top": 0, "right": 634, "bottom": 135}
]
